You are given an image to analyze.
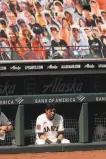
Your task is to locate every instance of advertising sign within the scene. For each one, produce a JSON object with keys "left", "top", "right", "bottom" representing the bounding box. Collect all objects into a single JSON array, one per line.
[
  {"left": 0, "top": 74, "right": 105, "bottom": 105},
  {"left": 0, "top": 74, "right": 105, "bottom": 95}
]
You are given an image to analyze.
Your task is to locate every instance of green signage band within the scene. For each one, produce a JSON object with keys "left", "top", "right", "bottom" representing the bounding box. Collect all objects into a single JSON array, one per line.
[{"left": 0, "top": 93, "right": 106, "bottom": 105}]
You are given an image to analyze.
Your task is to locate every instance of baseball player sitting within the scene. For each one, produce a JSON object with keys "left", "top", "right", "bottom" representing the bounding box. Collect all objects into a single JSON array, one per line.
[{"left": 35, "top": 104, "right": 70, "bottom": 145}]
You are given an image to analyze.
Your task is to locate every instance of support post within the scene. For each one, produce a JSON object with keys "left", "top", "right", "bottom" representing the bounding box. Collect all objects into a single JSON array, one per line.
[
  {"left": 79, "top": 103, "right": 88, "bottom": 143},
  {"left": 15, "top": 105, "right": 24, "bottom": 146}
]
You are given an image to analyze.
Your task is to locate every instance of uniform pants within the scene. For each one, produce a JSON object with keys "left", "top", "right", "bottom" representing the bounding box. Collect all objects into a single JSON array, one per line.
[{"left": 35, "top": 138, "right": 70, "bottom": 145}]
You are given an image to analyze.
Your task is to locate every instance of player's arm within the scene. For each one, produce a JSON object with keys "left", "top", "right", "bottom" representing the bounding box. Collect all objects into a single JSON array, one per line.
[
  {"left": 56, "top": 116, "right": 64, "bottom": 144},
  {"left": 56, "top": 131, "right": 64, "bottom": 143},
  {"left": 38, "top": 133, "right": 47, "bottom": 140}
]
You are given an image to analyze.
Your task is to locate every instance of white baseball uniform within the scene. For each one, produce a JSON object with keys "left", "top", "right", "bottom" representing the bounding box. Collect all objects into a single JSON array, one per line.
[{"left": 35, "top": 113, "right": 70, "bottom": 144}]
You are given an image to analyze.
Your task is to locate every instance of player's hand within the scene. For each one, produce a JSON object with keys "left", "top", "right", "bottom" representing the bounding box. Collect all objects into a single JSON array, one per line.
[
  {"left": 0, "top": 129, "right": 5, "bottom": 136},
  {"left": 45, "top": 139, "right": 52, "bottom": 144},
  {"left": 1, "top": 126, "right": 7, "bottom": 131},
  {"left": 56, "top": 139, "right": 61, "bottom": 144}
]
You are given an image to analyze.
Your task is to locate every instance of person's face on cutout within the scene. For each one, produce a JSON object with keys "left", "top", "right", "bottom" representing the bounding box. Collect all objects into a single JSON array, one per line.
[
  {"left": 55, "top": 3, "right": 63, "bottom": 12},
  {"left": 8, "top": 29, "right": 16, "bottom": 42},
  {"left": 90, "top": 1, "right": 98, "bottom": 9},
  {"left": 83, "top": 10, "right": 92, "bottom": 20},
  {"left": 93, "top": 29, "right": 100, "bottom": 38},
  {"left": 79, "top": 19, "right": 86, "bottom": 27},
  {"left": 22, "top": 29, "right": 29, "bottom": 37},
  {"left": 51, "top": 30, "right": 59, "bottom": 39},
  {"left": 62, "top": 19, "right": 69, "bottom": 27},
  {"left": 0, "top": 20, "right": 6, "bottom": 29},
  {"left": 102, "top": 12, "right": 106, "bottom": 20},
  {"left": 75, "top": 3, "right": 83, "bottom": 13},
  {"left": 65, "top": 13, "right": 72, "bottom": 20},
  {"left": 24, "top": 11, "right": 35, "bottom": 24},
  {"left": 85, "top": 29, "right": 92, "bottom": 37},
  {"left": 20, "top": 23, "right": 28, "bottom": 31},
  {"left": 19, "top": 3, "right": 28, "bottom": 11},
  {"left": 45, "top": 15, "right": 51, "bottom": 21},
  {"left": 64, "top": 0, "right": 73, "bottom": 6},
  {"left": 72, "top": 28, "right": 80, "bottom": 38},
  {"left": 0, "top": 3, "right": 8, "bottom": 12},
  {"left": 6, "top": 11, "right": 16, "bottom": 24}
]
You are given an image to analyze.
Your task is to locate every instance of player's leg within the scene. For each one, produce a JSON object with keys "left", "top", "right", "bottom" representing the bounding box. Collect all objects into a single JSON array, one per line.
[
  {"left": 35, "top": 139, "right": 45, "bottom": 145},
  {"left": 61, "top": 138, "right": 70, "bottom": 144}
]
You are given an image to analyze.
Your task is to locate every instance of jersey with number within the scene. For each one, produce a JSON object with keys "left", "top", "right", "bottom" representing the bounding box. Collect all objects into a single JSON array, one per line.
[{"left": 35, "top": 113, "right": 64, "bottom": 140}]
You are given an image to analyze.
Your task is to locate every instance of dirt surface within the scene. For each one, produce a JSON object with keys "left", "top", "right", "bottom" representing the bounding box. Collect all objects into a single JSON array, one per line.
[{"left": 0, "top": 150, "right": 106, "bottom": 159}]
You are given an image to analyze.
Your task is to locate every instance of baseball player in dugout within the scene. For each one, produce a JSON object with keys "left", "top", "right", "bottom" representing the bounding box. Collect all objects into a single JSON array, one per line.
[
  {"left": 0, "top": 107, "right": 13, "bottom": 142},
  {"left": 35, "top": 104, "right": 70, "bottom": 145}
]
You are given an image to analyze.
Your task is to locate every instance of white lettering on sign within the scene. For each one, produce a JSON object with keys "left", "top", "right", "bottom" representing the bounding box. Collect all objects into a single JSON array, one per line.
[
  {"left": 34, "top": 97, "right": 76, "bottom": 103},
  {"left": 25, "top": 65, "right": 43, "bottom": 70},
  {"left": 0, "top": 100, "right": 14, "bottom": 105},
  {"left": 96, "top": 97, "right": 106, "bottom": 101},
  {"left": 61, "top": 64, "right": 81, "bottom": 69}
]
